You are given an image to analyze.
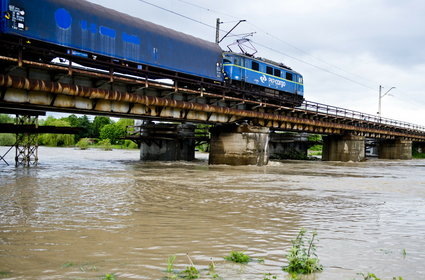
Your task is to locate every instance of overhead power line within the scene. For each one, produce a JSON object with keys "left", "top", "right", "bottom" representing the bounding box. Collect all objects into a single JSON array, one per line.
[
  {"left": 135, "top": 0, "right": 385, "bottom": 93},
  {"left": 252, "top": 41, "right": 377, "bottom": 91},
  {"left": 136, "top": 0, "right": 216, "bottom": 30}
]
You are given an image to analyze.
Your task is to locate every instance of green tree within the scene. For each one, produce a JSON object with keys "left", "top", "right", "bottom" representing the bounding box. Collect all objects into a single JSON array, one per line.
[
  {"left": 39, "top": 117, "right": 75, "bottom": 147},
  {"left": 0, "top": 114, "right": 15, "bottom": 145},
  {"left": 116, "top": 118, "right": 134, "bottom": 131},
  {"left": 92, "top": 116, "right": 112, "bottom": 138},
  {"left": 99, "top": 123, "right": 126, "bottom": 145},
  {"left": 0, "top": 114, "right": 14, "bottom": 123},
  {"left": 64, "top": 114, "right": 94, "bottom": 141}
]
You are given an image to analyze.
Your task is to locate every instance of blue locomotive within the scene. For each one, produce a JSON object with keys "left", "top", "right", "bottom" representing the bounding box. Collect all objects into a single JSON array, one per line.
[
  {"left": 0, "top": 0, "right": 304, "bottom": 106},
  {"left": 223, "top": 52, "right": 304, "bottom": 105}
]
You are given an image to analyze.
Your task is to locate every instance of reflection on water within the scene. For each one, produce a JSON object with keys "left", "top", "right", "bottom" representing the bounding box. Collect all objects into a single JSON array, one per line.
[{"left": 0, "top": 147, "right": 425, "bottom": 279}]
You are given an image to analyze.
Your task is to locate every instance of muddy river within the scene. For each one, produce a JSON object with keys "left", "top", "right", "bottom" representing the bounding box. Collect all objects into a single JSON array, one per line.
[{"left": 0, "top": 147, "right": 424, "bottom": 279}]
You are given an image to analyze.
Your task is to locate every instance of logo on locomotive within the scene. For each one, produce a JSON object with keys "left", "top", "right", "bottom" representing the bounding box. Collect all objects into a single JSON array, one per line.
[{"left": 260, "top": 75, "right": 286, "bottom": 88}]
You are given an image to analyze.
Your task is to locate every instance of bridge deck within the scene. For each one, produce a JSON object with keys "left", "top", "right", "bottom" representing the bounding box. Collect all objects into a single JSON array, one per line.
[{"left": 0, "top": 55, "right": 424, "bottom": 142}]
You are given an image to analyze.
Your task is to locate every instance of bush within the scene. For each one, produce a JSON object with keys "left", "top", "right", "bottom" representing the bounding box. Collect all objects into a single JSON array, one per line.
[
  {"left": 224, "top": 251, "right": 251, "bottom": 264},
  {"left": 0, "top": 134, "right": 16, "bottom": 146},
  {"left": 123, "top": 140, "right": 138, "bottom": 149},
  {"left": 98, "top": 139, "right": 112, "bottom": 151},
  {"left": 76, "top": 138, "right": 90, "bottom": 150}
]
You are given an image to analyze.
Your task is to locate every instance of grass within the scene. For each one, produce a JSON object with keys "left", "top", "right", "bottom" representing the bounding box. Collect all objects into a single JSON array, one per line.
[
  {"left": 224, "top": 251, "right": 251, "bottom": 264},
  {"left": 180, "top": 266, "right": 199, "bottom": 279},
  {"left": 0, "top": 271, "right": 11, "bottom": 278},
  {"left": 356, "top": 273, "right": 403, "bottom": 280},
  {"left": 167, "top": 255, "right": 177, "bottom": 273},
  {"left": 102, "top": 274, "right": 117, "bottom": 280}
]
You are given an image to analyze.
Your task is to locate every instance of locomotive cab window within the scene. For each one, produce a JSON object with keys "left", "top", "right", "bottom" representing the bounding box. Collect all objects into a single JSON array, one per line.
[
  {"left": 286, "top": 72, "right": 293, "bottom": 81},
  {"left": 234, "top": 57, "right": 241, "bottom": 66},
  {"left": 224, "top": 59, "right": 231, "bottom": 64},
  {"left": 274, "top": 69, "right": 281, "bottom": 77},
  {"left": 252, "top": 61, "right": 259, "bottom": 71},
  {"left": 266, "top": 66, "right": 273, "bottom": 75}
]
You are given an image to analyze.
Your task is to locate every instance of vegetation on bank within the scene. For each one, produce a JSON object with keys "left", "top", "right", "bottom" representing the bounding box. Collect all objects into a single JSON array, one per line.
[
  {"left": 412, "top": 150, "right": 425, "bottom": 159},
  {"left": 0, "top": 114, "right": 138, "bottom": 149}
]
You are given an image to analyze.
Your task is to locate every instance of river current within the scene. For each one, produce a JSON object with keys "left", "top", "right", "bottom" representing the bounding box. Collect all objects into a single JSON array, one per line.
[{"left": 0, "top": 147, "right": 424, "bottom": 279}]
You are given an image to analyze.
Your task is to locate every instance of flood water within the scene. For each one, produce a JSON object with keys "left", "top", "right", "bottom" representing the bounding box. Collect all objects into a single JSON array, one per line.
[{"left": 0, "top": 147, "right": 424, "bottom": 280}]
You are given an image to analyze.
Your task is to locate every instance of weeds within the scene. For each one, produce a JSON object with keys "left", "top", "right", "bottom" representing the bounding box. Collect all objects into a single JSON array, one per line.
[
  {"left": 224, "top": 251, "right": 251, "bottom": 264},
  {"left": 282, "top": 229, "right": 323, "bottom": 275},
  {"left": 0, "top": 271, "right": 11, "bottom": 278},
  {"left": 180, "top": 266, "right": 199, "bottom": 279},
  {"left": 356, "top": 273, "right": 403, "bottom": 280},
  {"left": 102, "top": 273, "right": 117, "bottom": 280},
  {"left": 208, "top": 259, "right": 223, "bottom": 280},
  {"left": 167, "top": 255, "right": 177, "bottom": 273},
  {"left": 263, "top": 272, "right": 278, "bottom": 280}
]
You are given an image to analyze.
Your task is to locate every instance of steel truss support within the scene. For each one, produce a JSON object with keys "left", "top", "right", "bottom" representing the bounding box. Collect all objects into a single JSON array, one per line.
[{"left": 14, "top": 114, "right": 38, "bottom": 167}]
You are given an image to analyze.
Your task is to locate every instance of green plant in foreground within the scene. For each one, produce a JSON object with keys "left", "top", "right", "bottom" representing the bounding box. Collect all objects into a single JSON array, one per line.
[
  {"left": 180, "top": 266, "right": 199, "bottom": 279},
  {"left": 356, "top": 273, "right": 403, "bottom": 280},
  {"left": 178, "top": 254, "right": 199, "bottom": 279},
  {"left": 102, "top": 273, "right": 117, "bottom": 280},
  {"left": 357, "top": 273, "right": 381, "bottom": 280},
  {"left": 224, "top": 251, "right": 251, "bottom": 264},
  {"left": 282, "top": 229, "right": 323, "bottom": 275},
  {"left": 0, "top": 271, "right": 11, "bottom": 278},
  {"left": 263, "top": 272, "right": 278, "bottom": 280},
  {"left": 167, "top": 255, "right": 177, "bottom": 273}
]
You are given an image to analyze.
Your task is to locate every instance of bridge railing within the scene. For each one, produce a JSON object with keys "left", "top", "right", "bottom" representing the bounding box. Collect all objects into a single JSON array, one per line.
[{"left": 301, "top": 100, "right": 425, "bottom": 132}]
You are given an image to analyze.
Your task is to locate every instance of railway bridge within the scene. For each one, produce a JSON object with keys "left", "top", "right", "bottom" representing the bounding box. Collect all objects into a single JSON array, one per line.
[{"left": 1, "top": 56, "right": 425, "bottom": 166}]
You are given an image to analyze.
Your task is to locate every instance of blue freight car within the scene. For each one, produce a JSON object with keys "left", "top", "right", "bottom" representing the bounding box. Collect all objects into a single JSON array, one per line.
[
  {"left": 223, "top": 52, "right": 304, "bottom": 105},
  {"left": 0, "top": 0, "right": 223, "bottom": 81}
]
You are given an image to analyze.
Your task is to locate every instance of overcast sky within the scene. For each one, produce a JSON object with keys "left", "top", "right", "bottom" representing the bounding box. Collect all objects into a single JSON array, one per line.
[{"left": 87, "top": 0, "right": 425, "bottom": 125}]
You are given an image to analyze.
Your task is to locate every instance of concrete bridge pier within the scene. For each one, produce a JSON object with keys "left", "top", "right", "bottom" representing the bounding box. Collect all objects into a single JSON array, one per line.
[
  {"left": 139, "top": 123, "right": 196, "bottom": 161},
  {"left": 322, "top": 134, "right": 365, "bottom": 162},
  {"left": 378, "top": 139, "right": 412, "bottom": 160},
  {"left": 209, "top": 123, "right": 269, "bottom": 166}
]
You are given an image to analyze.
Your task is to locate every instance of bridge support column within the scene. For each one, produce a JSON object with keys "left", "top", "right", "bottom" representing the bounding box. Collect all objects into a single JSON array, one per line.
[
  {"left": 209, "top": 124, "right": 269, "bottom": 166},
  {"left": 139, "top": 123, "right": 195, "bottom": 161},
  {"left": 322, "top": 134, "right": 365, "bottom": 162},
  {"left": 378, "top": 139, "right": 412, "bottom": 160}
]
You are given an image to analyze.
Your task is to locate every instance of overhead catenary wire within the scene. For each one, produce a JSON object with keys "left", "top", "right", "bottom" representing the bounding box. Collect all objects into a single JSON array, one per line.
[
  {"left": 135, "top": 0, "right": 408, "bottom": 99},
  {"left": 136, "top": 0, "right": 216, "bottom": 30},
  {"left": 251, "top": 40, "right": 377, "bottom": 92},
  {"left": 171, "top": 0, "right": 379, "bottom": 89}
]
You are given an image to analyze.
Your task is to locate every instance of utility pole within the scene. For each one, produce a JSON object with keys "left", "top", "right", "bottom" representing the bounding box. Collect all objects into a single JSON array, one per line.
[
  {"left": 215, "top": 18, "right": 221, "bottom": 43},
  {"left": 378, "top": 85, "right": 396, "bottom": 117},
  {"left": 215, "top": 18, "right": 246, "bottom": 44}
]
